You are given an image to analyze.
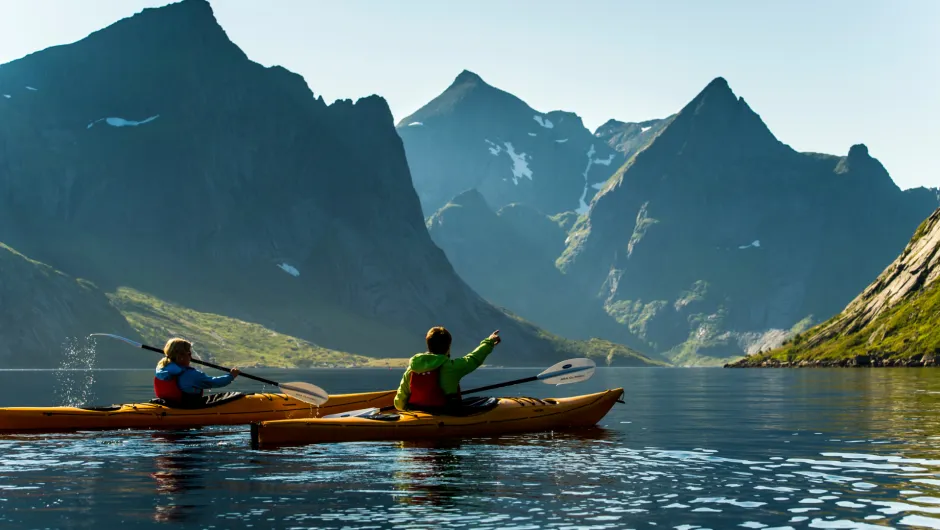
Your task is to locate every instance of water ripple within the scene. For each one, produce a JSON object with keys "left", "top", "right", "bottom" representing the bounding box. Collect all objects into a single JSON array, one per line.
[{"left": 2, "top": 367, "right": 940, "bottom": 528}]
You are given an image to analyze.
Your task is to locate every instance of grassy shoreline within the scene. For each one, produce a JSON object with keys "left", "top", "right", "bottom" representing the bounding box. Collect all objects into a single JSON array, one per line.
[{"left": 108, "top": 287, "right": 670, "bottom": 369}]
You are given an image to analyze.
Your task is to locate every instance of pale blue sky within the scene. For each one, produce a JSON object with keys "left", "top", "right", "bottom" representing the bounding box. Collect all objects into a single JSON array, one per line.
[{"left": 2, "top": 0, "right": 937, "bottom": 190}]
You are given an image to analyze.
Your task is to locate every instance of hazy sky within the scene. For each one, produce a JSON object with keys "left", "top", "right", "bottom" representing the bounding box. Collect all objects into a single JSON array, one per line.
[{"left": 1, "top": 0, "right": 937, "bottom": 190}]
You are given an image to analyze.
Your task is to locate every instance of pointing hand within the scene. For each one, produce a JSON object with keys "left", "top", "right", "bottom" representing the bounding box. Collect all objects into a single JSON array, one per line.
[{"left": 488, "top": 330, "right": 501, "bottom": 345}]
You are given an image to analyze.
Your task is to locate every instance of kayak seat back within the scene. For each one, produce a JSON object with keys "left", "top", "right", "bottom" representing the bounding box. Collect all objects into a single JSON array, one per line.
[
  {"left": 455, "top": 396, "right": 500, "bottom": 415},
  {"left": 368, "top": 412, "right": 402, "bottom": 422},
  {"left": 149, "top": 391, "right": 248, "bottom": 409},
  {"left": 76, "top": 404, "right": 123, "bottom": 412},
  {"left": 385, "top": 396, "right": 502, "bottom": 420}
]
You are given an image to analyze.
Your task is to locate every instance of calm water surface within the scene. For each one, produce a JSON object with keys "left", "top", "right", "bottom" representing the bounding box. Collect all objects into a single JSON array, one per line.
[{"left": 1, "top": 367, "right": 939, "bottom": 529}]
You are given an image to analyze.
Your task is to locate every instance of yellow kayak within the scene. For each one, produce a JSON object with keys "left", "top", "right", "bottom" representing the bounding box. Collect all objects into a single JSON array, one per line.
[
  {"left": 250, "top": 388, "right": 624, "bottom": 447},
  {"left": 0, "top": 390, "right": 396, "bottom": 433}
]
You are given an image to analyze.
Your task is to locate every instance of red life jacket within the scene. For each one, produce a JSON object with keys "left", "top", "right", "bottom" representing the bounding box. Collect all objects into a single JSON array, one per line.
[
  {"left": 153, "top": 376, "right": 183, "bottom": 402},
  {"left": 407, "top": 368, "right": 448, "bottom": 408}
]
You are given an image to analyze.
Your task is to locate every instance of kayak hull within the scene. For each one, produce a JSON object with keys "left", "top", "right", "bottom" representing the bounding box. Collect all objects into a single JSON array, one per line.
[
  {"left": 0, "top": 390, "right": 395, "bottom": 433},
  {"left": 251, "top": 388, "right": 624, "bottom": 447}
]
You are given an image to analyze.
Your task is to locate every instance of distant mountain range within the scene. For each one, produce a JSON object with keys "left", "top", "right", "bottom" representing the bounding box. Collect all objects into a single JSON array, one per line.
[
  {"left": 0, "top": 0, "right": 659, "bottom": 368},
  {"left": 405, "top": 74, "right": 939, "bottom": 365},
  {"left": 397, "top": 70, "right": 629, "bottom": 217},
  {"left": 2, "top": 0, "right": 934, "bottom": 370}
]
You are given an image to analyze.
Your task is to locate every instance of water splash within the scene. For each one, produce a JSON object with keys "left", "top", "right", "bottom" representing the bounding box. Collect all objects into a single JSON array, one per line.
[{"left": 52, "top": 336, "right": 98, "bottom": 407}]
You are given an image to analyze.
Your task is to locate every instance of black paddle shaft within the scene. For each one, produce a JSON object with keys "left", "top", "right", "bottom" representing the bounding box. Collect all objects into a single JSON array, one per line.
[
  {"left": 463, "top": 375, "right": 539, "bottom": 395},
  {"left": 140, "top": 343, "right": 279, "bottom": 387}
]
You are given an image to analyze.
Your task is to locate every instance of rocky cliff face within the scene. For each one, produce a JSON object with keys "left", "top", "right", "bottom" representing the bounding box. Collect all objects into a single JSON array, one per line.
[
  {"left": 806, "top": 208, "right": 940, "bottom": 347},
  {"left": 728, "top": 207, "right": 940, "bottom": 367},
  {"left": 561, "top": 78, "right": 939, "bottom": 364},
  {"left": 397, "top": 71, "right": 625, "bottom": 216},
  {"left": 426, "top": 190, "right": 652, "bottom": 357},
  {"left": 594, "top": 117, "right": 672, "bottom": 162},
  {"left": 0, "top": 0, "right": 611, "bottom": 364}
]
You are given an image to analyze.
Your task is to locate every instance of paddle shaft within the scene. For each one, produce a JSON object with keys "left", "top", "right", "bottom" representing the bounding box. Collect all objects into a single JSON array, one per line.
[
  {"left": 138, "top": 343, "right": 279, "bottom": 387},
  {"left": 463, "top": 375, "right": 538, "bottom": 395}
]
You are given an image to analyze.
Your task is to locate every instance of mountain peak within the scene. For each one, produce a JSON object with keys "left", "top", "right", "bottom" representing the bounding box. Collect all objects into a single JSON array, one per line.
[
  {"left": 703, "top": 76, "right": 731, "bottom": 92},
  {"left": 636, "top": 75, "right": 787, "bottom": 160},
  {"left": 596, "top": 119, "right": 627, "bottom": 135},
  {"left": 690, "top": 76, "right": 741, "bottom": 112},
  {"left": 448, "top": 188, "right": 493, "bottom": 212},
  {"left": 96, "top": 0, "right": 228, "bottom": 43},
  {"left": 151, "top": 0, "right": 212, "bottom": 15},
  {"left": 37, "top": 0, "right": 247, "bottom": 69},
  {"left": 454, "top": 69, "right": 485, "bottom": 85},
  {"left": 848, "top": 143, "right": 870, "bottom": 159},
  {"left": 426, "top": 189, "right": 497, "bottom": 230},
  {"left": 396, "top": 68, "right": 525, "bottom": 128},
  {"left": 834, "top": 144, "right": 898, "bottom": 194}
]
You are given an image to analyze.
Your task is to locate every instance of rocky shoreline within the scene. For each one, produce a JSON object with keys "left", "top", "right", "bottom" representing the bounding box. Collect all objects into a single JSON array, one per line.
[{"left": 725, "top": 353, "right": 938, "bottom": 368}]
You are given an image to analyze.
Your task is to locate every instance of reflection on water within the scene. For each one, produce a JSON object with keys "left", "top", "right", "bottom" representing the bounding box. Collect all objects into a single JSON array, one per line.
[
  {"left": 150, "top": 432, "right": 207, "bottom": 523},
  {"left": 0, "top": 367, "right": 938, "bottom": 528},
  {"left": 391, "top": 441, "right": 468, "bottom": 506}
]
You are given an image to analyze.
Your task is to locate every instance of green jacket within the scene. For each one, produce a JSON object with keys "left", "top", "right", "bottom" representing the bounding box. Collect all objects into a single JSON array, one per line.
[{"left": 394, "top": 338, "right": 497, "bottom": 411}]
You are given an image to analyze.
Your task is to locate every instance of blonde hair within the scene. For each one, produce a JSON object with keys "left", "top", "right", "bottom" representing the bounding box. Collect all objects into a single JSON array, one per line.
[{"left": 156, "top": 338, "right": 193, "bottom": 369}]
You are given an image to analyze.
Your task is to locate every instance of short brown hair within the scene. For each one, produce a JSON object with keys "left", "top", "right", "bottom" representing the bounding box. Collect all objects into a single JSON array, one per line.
[{"left": 426, "top": 326, "right": 452, "bottom": 355}]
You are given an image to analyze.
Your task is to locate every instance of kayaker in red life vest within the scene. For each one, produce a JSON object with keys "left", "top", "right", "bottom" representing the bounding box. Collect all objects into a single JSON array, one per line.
[
  {"left": 394, "top": 327, "right": 501, "bottom": 412},
  {"left": 154, "top": 338, "right": 240, "bottom": 403}
]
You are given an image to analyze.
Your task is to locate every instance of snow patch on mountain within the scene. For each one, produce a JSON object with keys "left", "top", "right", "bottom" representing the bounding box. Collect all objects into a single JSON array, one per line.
[
  {"left": 533, "top": 115, "right": 554, "bottom": 129},
  {"left": 277, "top": 263, "right": 300, "bottom": 277},
  {"left": 485, "top": 139, "right": 502, "bottom": 156},
  {"left": 484, "top": 140, "right": 534, "bottom": 185},
  {"left": 576, "top": 144, "right": 598, "bottom": 214},
  {"left": 504, "top": 142, "right": 533, "bottom": 185},
  {"left": 87, "top": 115, "right": 160, "bottom": 129}
]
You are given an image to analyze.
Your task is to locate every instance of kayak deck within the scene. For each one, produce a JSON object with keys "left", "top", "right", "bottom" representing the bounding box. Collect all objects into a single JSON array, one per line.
[
  {"left": 0, "top": 390, "right": 396, "bottom": 433},
  {"left": 250, "top": 388, "right": 624, "bottom": 447}
]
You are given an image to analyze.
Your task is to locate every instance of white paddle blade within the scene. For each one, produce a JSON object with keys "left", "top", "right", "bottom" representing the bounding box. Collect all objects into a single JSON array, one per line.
[
  {"left": 88, "top": 333, "right": 143, "bottom": 349},
  {"left": 537, "top": 358, "right": 596, "bottom": 385},
  {"left": 278, "top": 382, "right": 330, "bottom": 406},
  {"left": 322, "top": 407, "right": 379, "bottom": 419}
]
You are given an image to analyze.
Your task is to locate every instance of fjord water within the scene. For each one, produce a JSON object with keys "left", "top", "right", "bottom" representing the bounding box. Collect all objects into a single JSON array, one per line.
[{"left": 1, "top": 367, "right": 939, "bottom": 529}]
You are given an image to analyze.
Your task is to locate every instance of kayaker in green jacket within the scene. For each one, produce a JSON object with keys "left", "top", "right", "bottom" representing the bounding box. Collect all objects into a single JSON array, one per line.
[{"left": 394, "top": 327, "right": 501, "bottom": 412}]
